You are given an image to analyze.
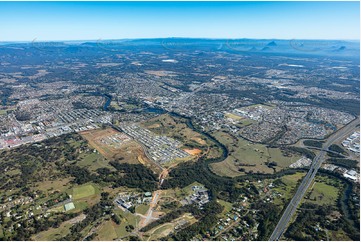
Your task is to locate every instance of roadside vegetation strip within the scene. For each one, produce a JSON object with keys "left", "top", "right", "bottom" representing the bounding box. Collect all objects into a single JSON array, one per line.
[{"left": 303, "top": 139, "right": 324, "bottom": 148}]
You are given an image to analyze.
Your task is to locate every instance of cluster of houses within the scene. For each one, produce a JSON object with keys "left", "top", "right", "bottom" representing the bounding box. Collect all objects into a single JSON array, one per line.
[{"left": 120, "top": 124, "right": 189, "bottom": 164}]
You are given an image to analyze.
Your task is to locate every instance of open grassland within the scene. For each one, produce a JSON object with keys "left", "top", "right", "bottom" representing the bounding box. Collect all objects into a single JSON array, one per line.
[
  {"left": 76, "top": 151, "right": 116, "bottom": 171},
  {"left": 225, "top": 112, "right": 256, "bottom": 128},
  {"left": 306, "top": 182, "right": 339, "bottom": 206},
  {"left": 236, "top": 118, "right": 255, "bottom": 127},
  {"left": 210, "top": 130, "right": 300, "bottom": 177},
  {"left": 135, "top": 204, "right": 150, "bottom": 215},
  {"left": 147, "top": 224, "right": 174, "bottom": 240},
  {"left": 95, "top": 220, "right": 118, "bottom": 241},
  {"left": 32, "top": 178, "right": 72, "bottom": 195},
  {"left": 112, "top": 208, "right": 141, "bottom": 238},
  {"left": 32, "top": 222, "right": 72, "bottom": 241},
  {"left": 72, "top": 201, "right": 89, "bottom": 213},
  {"left": 48, "top": 204, "right": 65, "bottom": 213},
  {"left": 270, "top": 172, "right": 306, "bottom": 206},
  {"left": 281, "top": 172, "right": 306, "bottom": 186},
  {"left": 31, "top": 214, "right": 86, "bottom": 240},
  {"left": 303, "top": 175, "right": 343, "bottom": 206}
]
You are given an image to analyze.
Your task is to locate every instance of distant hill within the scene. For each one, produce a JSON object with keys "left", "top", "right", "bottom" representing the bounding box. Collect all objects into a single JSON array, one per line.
[{"left": 266, "top": 41, "right": 277, "bottom": 46}]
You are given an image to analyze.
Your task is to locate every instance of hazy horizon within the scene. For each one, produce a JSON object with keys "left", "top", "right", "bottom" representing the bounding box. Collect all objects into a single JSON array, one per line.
[
  {"left": 1, "top": 37, "right": 360, "bottom": 43},
  {"left": 0, "top": 1, "right": 359, "bottom": 41}
]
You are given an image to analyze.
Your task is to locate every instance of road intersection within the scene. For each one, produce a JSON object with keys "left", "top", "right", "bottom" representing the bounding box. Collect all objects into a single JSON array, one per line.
[{"left": 269, "top": 118, "right": 359, "bottom": 241}]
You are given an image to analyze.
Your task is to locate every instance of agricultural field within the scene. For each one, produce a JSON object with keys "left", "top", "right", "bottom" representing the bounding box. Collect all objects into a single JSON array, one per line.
[{"left": 210, "top": 130, "right": 300, "bottom": 177}]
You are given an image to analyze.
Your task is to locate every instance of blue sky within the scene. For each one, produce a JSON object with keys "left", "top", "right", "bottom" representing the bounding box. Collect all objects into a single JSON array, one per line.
[{"left": 0, "top": 1, "right": 359, "bottom": 41}]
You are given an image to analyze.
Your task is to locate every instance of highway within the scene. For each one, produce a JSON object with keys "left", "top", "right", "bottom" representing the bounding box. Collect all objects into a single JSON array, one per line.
[{"left": 269, "top": 117, "right": 359, "bottom": 241}]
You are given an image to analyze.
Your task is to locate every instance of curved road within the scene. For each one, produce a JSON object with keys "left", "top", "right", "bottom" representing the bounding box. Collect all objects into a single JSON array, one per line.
[{"left": 269, "top": 117, "right": 359, "bottom": 241}]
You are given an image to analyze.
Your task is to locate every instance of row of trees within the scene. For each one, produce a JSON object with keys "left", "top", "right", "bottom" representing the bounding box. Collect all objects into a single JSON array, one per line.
[{"left": 327, "top": 158, "right": 358, "bottom": 169}]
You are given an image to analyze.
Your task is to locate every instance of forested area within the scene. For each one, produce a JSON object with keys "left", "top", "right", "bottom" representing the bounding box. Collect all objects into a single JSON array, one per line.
[
  {"left": 162, "top": 156, "right": 253, "bottom": 202},
  {"left": 252, "top": 201, "right": 282, "bottom": 240},
  {"left": 0, "top": 133, "right": 85, "bottom": 191},
  {"left": 64, "top": 161, "right": 159, "bottom": 191},
  {"left": 285, "top": 203, "right": 359, "bottom": 241}
]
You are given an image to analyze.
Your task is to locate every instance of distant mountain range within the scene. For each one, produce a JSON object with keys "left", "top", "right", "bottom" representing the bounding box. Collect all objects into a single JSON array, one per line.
[{"left": 0, "top": 38, "right": 359, "bottom": 57}]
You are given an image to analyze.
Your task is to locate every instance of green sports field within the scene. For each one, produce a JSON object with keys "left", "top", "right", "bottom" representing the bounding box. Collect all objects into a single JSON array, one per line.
[{"left": 72, "top": 184, "right": 96, "bottom": 200}]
